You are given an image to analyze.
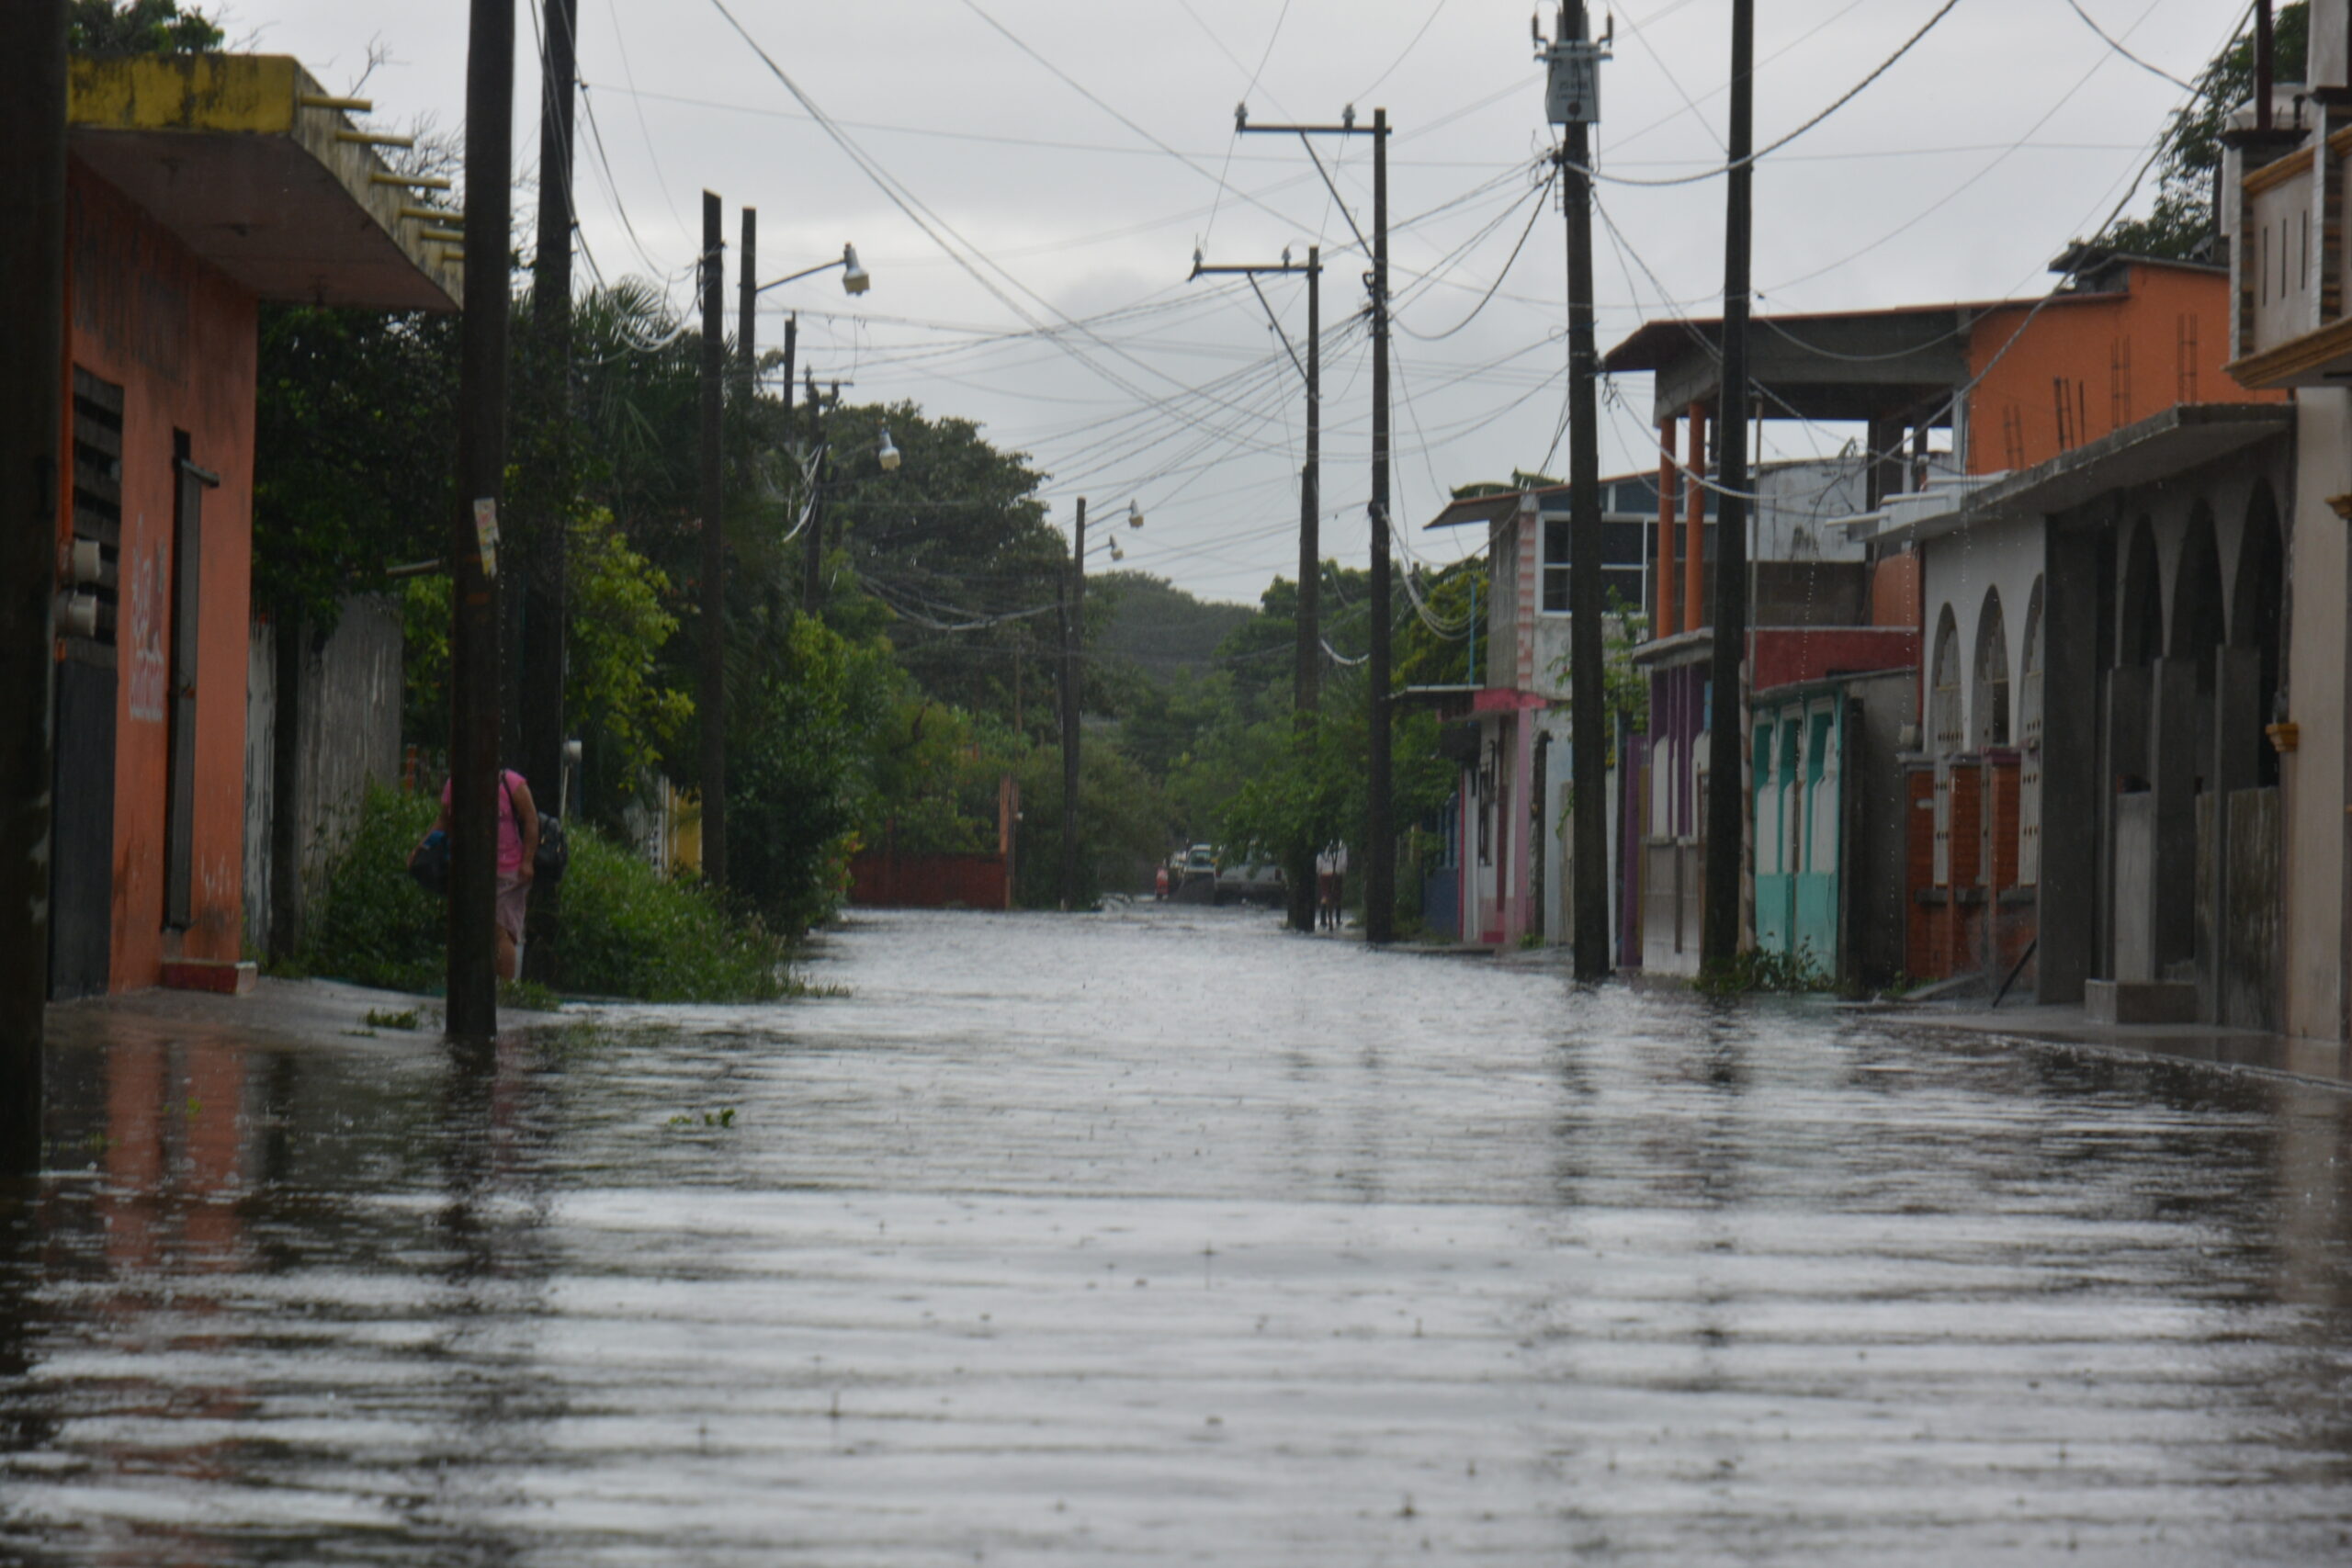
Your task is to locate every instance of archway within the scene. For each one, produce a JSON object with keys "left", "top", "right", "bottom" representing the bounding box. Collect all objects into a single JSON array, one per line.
[
  {"left": 2119, "top": 515, "right": 2163, "bottom": 668},
  {"left": 2233, "top": 483, "right": 2285, "bottom": 788},
  {"left": 1929, "top": 605, "right": 1962, "bottom": 757},
  {"left": 2171, "top": 502, "right": 2224, "bottom": 665},
  {"left": 1972, "top": 585, "right": 2009, "bottom": 749}
]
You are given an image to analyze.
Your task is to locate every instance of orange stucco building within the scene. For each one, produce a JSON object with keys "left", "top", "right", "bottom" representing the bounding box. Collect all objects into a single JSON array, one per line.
[
  {"left": 48, "top": 54, "right": 458, "bottom": 998},
  {"left": 1963, "top": 252, "right": 2286, "bottom": 475}
]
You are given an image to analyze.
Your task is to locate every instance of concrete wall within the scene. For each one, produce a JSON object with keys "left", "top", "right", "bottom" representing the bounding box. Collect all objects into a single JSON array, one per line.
[
  {"left": 2284, "top": 392, "right": 2348, "bottom": 1042},
  {"left": 243, "top": 598, "right": 403, "bottom": 954},
  {"left": 1845, "top": 671, "right": 1917, "bottom": 987},
  {"left": 65, "top": 161, "right": 259, "bottom": 987},
  {"left": 1754, "top": 560, "right": 1869, "bottom": 627},
  {"left": 1920, "top": 510, "right": 2045, "bottom": 757}
]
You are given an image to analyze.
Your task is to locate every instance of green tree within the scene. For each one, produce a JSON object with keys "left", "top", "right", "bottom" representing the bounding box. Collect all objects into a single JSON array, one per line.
[
  {"left": 2100, "top": 2, "right": 2307, "bottom": 259},
  {"left": 68, "top": 0, "right": 222, "bottom": 52}
]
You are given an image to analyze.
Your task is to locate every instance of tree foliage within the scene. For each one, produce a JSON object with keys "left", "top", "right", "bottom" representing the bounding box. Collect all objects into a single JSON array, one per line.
[
  {"left": 2100, "top": 2, "right": 2307, "bottom": 259},
  {"left": 68, "top": 0, "right": 222, "bottom": 52}
]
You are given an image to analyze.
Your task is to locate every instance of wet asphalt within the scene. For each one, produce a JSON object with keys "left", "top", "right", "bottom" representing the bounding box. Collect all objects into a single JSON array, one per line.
[{"left": 7, "top": 904, "right": 2352, "bottom": 1564}]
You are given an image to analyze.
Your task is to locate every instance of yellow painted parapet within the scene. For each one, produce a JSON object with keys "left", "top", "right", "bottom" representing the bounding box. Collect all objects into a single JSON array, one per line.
[
  {"left": 65, "top": 53, "right": 461, "bottom": 311},
  {"left": 68, "top": 52, "right": 303, "bottom": 134}
]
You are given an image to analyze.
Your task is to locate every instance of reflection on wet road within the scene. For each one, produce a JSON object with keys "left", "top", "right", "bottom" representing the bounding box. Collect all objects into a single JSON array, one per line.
[{"left": 7, "top": 905, "right": 2352, "bottom": 1563}]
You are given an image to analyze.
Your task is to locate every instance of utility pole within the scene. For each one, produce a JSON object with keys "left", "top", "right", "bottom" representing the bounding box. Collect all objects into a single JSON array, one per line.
[
  {"left": 1189, "top": 246, "right": 1320, "bottom": 931},
  {"left": 520, "top": 0, "right": 577, "bottom": 986},
  {"left": 447, "top": 0, "right": 516, "bottom": 1040},
  {"left": 739, "top": 208, "right": 756, "bottom": 379},
  {"left": 697, "top": 189, "right": 727, "bottom": 891},
  {"left": 1702, "top": 0, "right": 1755, "bottom": 969},
  {"left": 1239, "top": 107, "right": 1392, "bottom": 942},
  {"left": 1, "top": 0, "right": 66, "bottom": 1164},
  {"left": 1060, "top": 497, "right": 1087, "bottom": 912},
  {"left": 1545, "top": 3, "right": 1611, "bottom": 979}
]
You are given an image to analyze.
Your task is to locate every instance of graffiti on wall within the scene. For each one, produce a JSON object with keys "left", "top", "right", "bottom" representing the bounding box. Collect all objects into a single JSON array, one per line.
[{"left": 127, "top": 534, "right": 167, "bottom": 724}]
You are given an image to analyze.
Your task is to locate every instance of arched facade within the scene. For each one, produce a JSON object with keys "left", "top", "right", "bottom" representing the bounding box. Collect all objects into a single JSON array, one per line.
[
  {"left": 2232, "top": 482, "right": 2285, "bottom": 789},
  {"left": 2120, "top": 515, "right": 2164, "bottom": 668},
  {"left": 1928, "top": 606, "right": 1962, "bottom": 758},
  {"left": 1972, "top": 585, "right": 2010, "bottom": 750}
]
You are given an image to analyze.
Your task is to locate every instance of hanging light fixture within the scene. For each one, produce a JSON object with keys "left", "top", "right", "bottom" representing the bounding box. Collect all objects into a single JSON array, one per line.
[
  {"left": 1109, "top": 539, "right": 1125, "bottom": 562},
  {"left": 1127, "top": 498, "right": 1145, "bottom": 529},
  {"left": 877, "top": 426, "right": 902, "bottom": 471},
  {"left": 842, "top": 243, "right": 871, "bottom": 295}
]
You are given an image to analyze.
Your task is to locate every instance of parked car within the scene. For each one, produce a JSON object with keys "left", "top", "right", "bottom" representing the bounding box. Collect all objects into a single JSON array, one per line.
[
  {"left": 1172, "top": 844, "right": 1218, "bottom": 904},
  {"left": 1214, "top": 860, "right": 1286, "bottom": 907}
]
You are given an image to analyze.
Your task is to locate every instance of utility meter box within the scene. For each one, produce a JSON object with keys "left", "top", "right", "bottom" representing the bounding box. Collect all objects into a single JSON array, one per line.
[{"left": 1544, "top": 40, "right": 1603, "bottom": 125}]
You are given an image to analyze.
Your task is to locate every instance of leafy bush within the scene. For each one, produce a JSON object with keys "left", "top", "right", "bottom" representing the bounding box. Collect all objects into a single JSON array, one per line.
[
  {"left": 306, "top": 783, "right": 794, "bottom": 1003},
  {"left": 1696, "top": 942, "right": 1831, "bottom": 998},
  {"left": 557, "top": 827, "right": 794, "bottom": 1001},
  {"left": 305, "top": 784, "right": 444, "bottom": 992}
]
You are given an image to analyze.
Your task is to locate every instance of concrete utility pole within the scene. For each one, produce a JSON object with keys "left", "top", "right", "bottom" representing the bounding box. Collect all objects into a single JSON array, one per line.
[
  {"left": 697, "top": 190, "right": 728, "bottom": 891},
  {"left": 1240, "top": 107, "right": 1393, "bottom": 942},
  {"left": 1060, "top": 498, "right": 1087, "bottom": 912},
  {"left": 1547, "top": 2, "right": 1611, "bottom": 979},
  {"left": 1189, "top": 248, "right": 1320, "bottom": 932},
  {"left": 520, "top": 0, "right": 577, "bottom": 986},
  {"left": 447, "top": 0, "right": 517, "bottom": 1040},
  {"left": 1701, "top": 0, "right": 1755, "bottom": 970},
  {"left": 1, "top": 0, "right": 66, "bottom": 1164}
]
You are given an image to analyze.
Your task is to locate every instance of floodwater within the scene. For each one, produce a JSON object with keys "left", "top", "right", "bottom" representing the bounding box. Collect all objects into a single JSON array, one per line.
[{"left": 8, "top": 908, "right": 2352, "bottom": 1565}]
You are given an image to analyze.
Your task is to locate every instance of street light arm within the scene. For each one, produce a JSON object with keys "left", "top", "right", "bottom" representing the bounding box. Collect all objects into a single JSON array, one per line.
[
  {"left": 755, "top": 243, "right": 870, "bottom": 297},
  {"left": 754, "top": 257, "right": 843, "bottom": 295}
]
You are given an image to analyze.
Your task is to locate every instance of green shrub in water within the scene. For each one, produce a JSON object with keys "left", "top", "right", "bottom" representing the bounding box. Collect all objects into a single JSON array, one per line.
[
  {"left": 306, "top": 783, "right": 795, "bottom": 1003},
  {"left": 1695, "top": 942, "right": 1831, "bottom": 998}
]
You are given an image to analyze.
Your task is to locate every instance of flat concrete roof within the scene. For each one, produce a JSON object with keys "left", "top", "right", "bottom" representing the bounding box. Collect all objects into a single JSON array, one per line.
[
  {"left": 68, "top": 53, "right": 461, "bottom": 311},
  {"left": 1958, "top": 403, "right": 2292, "bottom": 532}
]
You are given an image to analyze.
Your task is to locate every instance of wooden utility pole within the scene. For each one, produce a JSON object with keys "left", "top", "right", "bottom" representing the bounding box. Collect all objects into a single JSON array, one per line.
[
  {"left": 1060, "top": 497, "right": 1087, "bottom": 911},
  {"left": 1702, "top": 0, "right": 1755, "bottom": 969},
  {"left": 1189, "top": 247, "right": 1320, "bottom": 931},
  {"left": 1366, "top": 108, "right": 1394, "bottom": 944},
  {"left": 738, "top": 207, "right": 757, "bottom": 378},
  {"left": 447, "top": 0, "right": 517, "bottom": 1040},
  {"left": 1238, "top": 108, "right": 1392, "bottom": 941},
  {"left": 1, "top": 0, "right": 66, "bottom": 1163},
  {"left": 520, "top": 0, "right": 577, "bottom": 985},
  {"left": 697, "top": 189, "right": 728, "bottom": 891},
  {"left": 1550, "top": 2, "right": 1611, "bottom": 978}
]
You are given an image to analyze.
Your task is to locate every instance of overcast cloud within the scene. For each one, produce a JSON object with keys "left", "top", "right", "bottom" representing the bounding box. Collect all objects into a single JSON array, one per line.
[{"left": 241, "top": 0, "right": 2239, "bottom": 603}]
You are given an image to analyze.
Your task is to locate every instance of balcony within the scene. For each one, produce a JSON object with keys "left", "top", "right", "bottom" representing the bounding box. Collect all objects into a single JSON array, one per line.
[{"left": 2227, "top": 123, "right": 2352, "bottom": 388}]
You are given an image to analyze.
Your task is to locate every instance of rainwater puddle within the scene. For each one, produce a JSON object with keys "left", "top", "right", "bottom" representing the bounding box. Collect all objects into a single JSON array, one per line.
[{"left": 6, "top": 906, "right": 2352, "bottom": 1564}]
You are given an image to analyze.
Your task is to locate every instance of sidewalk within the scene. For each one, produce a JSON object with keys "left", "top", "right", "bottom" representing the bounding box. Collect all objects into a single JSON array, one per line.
[
  {"left": 1880, "top": 998, "right": 2352, "bottom": 1090},
  {"left": 43, "top": 976, "right": 557, "bottom": 1050}
]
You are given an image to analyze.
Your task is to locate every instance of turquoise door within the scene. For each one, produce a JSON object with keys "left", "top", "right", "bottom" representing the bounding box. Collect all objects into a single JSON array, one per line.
[
  {"left": 1754, "top": 711, "right": 1797, "bottom": 953},
  {"left": 1792, "top": 703, "right": 1841, "bottom": 969}
]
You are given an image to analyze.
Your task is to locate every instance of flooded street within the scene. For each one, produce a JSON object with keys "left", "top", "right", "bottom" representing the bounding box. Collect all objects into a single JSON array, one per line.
[{"left": 9, "top": 908, "right": 2352, "bottom": 1564}]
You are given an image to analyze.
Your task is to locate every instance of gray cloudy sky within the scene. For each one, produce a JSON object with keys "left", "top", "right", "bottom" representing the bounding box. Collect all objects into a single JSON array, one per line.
[{"left": 247, "top": 0, "right": 2236, "bottom": 604}]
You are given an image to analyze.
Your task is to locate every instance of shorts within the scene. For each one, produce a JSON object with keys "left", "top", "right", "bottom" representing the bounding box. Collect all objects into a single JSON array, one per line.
[{"left": 495, "top": 872, "right": 529, "bottom": 942}]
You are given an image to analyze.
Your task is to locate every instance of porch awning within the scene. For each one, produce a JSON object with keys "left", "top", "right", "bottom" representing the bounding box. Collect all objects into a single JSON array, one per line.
[
  {"left": 1950, "top": 402, "right": 2292, "bottom": 533},
  {"left": 68, "top": 53, "right": 462, "bottom": 311}
]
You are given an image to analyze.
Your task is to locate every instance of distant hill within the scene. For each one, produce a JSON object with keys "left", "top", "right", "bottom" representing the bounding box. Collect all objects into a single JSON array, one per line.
[{"left": 1093, "top": 571, "right": 1256, "bottom": 682}]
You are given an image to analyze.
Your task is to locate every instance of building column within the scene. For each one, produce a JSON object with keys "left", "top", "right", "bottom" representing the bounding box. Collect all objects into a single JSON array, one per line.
[
  {"left": 1656, "top": 417, "right": 1678, "bottom": 637},
  {"left": 1682, "top": 404, "right": 1708, "bottom": 636}
]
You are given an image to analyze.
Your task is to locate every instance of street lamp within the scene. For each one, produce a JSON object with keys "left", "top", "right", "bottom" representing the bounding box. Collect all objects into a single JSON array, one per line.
[
  {"left": 877, "top": 425, "right": 901, "bottom": 471},
  {"left": 756, "top": 242, "right": 870, "bottom": 298}
]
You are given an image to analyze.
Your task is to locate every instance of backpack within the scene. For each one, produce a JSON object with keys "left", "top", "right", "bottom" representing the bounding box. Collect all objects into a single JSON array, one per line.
[{"left": 506, "top": 773, "right": 570, "bottom": 886}]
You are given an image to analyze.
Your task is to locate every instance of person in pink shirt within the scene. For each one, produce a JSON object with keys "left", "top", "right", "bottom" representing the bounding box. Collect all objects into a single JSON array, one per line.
[{"left": 414, "top": 768, "right": 541, "bottom": 981}]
